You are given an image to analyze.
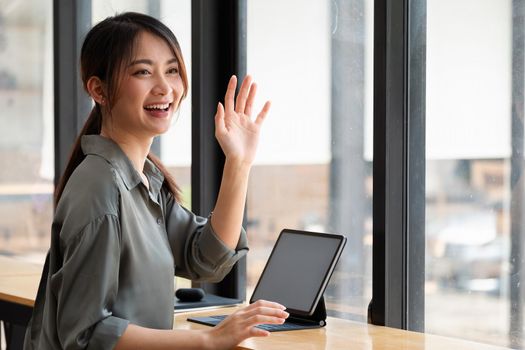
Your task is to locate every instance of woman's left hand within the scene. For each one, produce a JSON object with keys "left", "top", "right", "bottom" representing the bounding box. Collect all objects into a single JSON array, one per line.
[{"left": 215, "top": 75, "right": 270, "bottom": 165}]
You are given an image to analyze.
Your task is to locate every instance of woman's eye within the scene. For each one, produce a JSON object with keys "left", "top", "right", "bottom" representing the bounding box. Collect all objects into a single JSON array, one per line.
[
  {"left": 167, "top": 67, "right": 179, "bottom": 74},
  {"left": 134, "top": 69, "right": 150, "bottom": 76}
]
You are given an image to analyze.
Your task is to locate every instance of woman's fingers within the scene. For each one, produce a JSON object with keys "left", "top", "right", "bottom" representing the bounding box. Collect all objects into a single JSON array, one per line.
[
  {"left": 249, "top": 327, "right": 270, "bottom": 337},
  {"left": 240, "top": 300, "right": 289, "bottom": 327},
  {"left": 223, "top": 75, "right": 267, "bottom": 124},
  {"left": 255, "top": 101, "right": 271, "bottom": 126},
  {"left": 214, "top": 102, "right": 226, "bottom": 134},
  {"left": 244, "top": 83, "right": 257, "bottom": 117},
  {"left": 235, "top": 75, "right": 252, "bottom": 115},
  {"left": 242, "top": 306, "right": 289, "bottom": 320},
  {"left": 212, "top": 301, "right": 287, "bottom": 347},
  {"left": 224, "top": 75, "right": 237, "bottom": 113},
  {"left": 247, "top": 299, "right": 286, "bottom": 310},
  {"left": 244, "top": 314, "right": 286, "bottom": 327}
]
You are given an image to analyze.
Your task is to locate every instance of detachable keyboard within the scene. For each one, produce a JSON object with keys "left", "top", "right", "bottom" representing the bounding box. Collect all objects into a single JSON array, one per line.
[{"left": 187, "top": 314, "right": 322, "bottom": 332}]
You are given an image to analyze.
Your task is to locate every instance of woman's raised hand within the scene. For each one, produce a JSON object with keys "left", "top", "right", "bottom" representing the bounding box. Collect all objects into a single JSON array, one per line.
[
  {"left": 214, "top": 75, "right": 271, "bottom": 165},
  {"left": 205, "top": 300, "right": 289, "bottom": 349}
]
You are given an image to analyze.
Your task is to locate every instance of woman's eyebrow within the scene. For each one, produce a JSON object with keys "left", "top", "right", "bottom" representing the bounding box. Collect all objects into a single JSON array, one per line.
[{"left": 129, "top": 58, "right": 178, "bottom": 66}]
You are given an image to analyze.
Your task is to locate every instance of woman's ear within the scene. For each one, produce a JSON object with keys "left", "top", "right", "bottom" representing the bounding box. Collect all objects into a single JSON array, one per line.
[{"left": 86, "top": 76, "right": 107, "bottom": 105}]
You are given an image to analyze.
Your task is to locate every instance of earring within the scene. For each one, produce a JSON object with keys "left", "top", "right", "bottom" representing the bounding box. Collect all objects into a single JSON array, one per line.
[{"left": 100, "top": 97, "right": 105, "bottom": 104}]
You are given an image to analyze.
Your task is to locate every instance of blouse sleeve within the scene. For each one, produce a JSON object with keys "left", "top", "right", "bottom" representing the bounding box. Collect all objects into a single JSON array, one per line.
[
  {"left": 49, "top": 214, "right": 129, "bottom": 350},
  {"left": 164, "top": 197, "right": 249, "bottom": 282}
]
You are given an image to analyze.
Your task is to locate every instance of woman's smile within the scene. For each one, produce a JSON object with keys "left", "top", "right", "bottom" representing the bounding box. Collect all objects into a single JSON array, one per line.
[{"left": 143, "top": 101, "right": 173, "bottom": 118}]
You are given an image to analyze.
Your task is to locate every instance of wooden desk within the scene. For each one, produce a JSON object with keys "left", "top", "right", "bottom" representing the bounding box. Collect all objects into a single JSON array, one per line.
[
  {"left": 0, "top": 256, "right": 512, "bottom": 350},
  {"left": 0, "top": 256, "right": 42, "bottom": 278},
  {"left": 0, "top": 256, "right": 41, "bottom": 307},
  {"left": 172, "top": 307, "right": 509, "bottom": 350},
  {"left": 0, "top": 257, "right": 41, "bottom": 349},
  {"left": 0, "top": 275, "right": 38, "bottom": 307}
]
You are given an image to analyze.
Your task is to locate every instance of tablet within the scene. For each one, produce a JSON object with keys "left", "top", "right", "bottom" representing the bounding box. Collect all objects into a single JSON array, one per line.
[
  {"left": 249, "top": 229, "right": 346, "bottom": 316},
  {"left": 187, "top": 229, "right": 346, "bottom": 331}
]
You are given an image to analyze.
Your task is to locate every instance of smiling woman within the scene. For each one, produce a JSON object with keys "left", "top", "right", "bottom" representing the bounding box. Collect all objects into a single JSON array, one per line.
[
  {"left": 23, "top": 12, "right": 281, "bottom": 350},
  {"left": 54, "top": 13, "right": 190, "bottom": 206}
]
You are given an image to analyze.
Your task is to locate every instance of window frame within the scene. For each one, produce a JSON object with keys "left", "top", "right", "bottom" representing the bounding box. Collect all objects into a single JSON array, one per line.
[
  {"left": 190, "top": 0, "right": 247, "bottom": 300},
  {"left": 54, "top": 0, "right": 92, "bottom": 184},
  {"left": 369, "top": 0, "right": 426, "bottom": 331},
  {"left": 510, "top": 0, "right": 525, "bottom": 346}
]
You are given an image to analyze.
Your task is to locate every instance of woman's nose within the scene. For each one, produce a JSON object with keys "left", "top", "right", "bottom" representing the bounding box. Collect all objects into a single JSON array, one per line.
[{"left": 152, "top": 74, "right": 172, "bottom": 96}]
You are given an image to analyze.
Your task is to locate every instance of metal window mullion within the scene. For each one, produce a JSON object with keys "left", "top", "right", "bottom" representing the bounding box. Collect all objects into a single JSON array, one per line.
[
  {"left": 510, "top": 0, "right": 525, "bottom": 347},
  {"left": 371, "top": 0, "right": 425, "bottom": 331},
  {"left": 384, "top": 0, "right": 408, "bottom": 327},
  {"left": 407, "top": 0, "right": 426, "bottom": 332},
  {"left": 371, "top": 0, "right": 408, "bottom": 329},
  {"left": 53, "top": 0, "right": 92, "bottom": 187},
  {"left": 191, "top": 0, "right": 247, "bottom": 301}
]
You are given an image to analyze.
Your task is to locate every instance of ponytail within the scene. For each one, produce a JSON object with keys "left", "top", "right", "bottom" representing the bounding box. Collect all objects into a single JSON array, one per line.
[{"left": 54, "top": 106, "right": 102, "bottom": 208}]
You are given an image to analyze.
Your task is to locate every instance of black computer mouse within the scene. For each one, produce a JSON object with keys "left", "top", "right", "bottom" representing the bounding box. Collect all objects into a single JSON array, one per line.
[{"left": 175, "top": 288, "right": 206, "bottom": 302}]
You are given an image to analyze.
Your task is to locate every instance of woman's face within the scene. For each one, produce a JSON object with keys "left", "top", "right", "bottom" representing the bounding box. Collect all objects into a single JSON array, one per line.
[{"left": 106, "top": 31, "right": 184, "bottom": 139}]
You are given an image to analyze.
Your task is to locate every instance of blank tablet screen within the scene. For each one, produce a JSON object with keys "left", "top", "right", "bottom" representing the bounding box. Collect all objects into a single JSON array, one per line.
[{"left": 250, "top": 230, "right": 344, "bottom": 315}]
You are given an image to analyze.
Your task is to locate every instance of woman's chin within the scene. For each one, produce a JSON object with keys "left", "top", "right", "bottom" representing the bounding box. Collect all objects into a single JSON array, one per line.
[
  {"left": 147, "top": 116, "right": 172, "bottom": 135},
  {"left": 148, "top": 125, "right": 170, "bottom": 137}
]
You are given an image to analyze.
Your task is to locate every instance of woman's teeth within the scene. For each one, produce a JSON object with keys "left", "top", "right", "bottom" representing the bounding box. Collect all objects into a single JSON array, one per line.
[{"left": 144, "top": 103, "right": 170, "bottom": 111}]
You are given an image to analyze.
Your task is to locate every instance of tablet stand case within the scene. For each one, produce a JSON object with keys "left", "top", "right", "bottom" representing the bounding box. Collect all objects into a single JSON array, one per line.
[{"left": 285, "top": 296, "right": 327, "bottom": 327}]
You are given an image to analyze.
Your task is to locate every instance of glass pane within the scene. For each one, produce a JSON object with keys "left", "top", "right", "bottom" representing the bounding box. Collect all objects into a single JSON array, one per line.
[
  {"left": 159, "top": 0, "right": 192, "bottom": 289},
  {"left": 424, "top": 0, "right": 519, "bottom": 347},
  {"left": 0, "top": 0, "right": 54, "bottom": 263},
  {"left": 246, "top": 0, "right": 374, "bottom": 319},
  {"left": 92, "top": 0, "right": 192, "bottom": 288}
]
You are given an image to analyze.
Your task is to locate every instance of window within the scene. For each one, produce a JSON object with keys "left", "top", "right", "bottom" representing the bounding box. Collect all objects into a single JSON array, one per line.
[
  {"left": 423, "top": 0, "right": 519, "bottom": 347},
  {"left": 246, "top": 0, "right": 374, "bottom": 319},
  {"left": 158, "top": 1, "right": 192, "bottom": 211},
  {"left": 0, "top": 0, "right": 54, "bottom": 264}
]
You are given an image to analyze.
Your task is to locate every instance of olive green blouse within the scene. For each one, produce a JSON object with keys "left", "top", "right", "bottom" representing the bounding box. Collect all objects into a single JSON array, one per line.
[{"left": 24, "top": 135, "right": 248, "bottom": 350}]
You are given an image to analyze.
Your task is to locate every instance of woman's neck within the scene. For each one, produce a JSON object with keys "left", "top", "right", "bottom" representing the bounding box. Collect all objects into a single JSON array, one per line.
[{"left": 100, "top": 128, "right": 153, "bottom": 179}]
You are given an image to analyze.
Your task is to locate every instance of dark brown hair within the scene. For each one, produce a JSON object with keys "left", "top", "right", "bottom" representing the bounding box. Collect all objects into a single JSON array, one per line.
[{"left": 54, "top": 12, "right": 188, "bottom": 207}]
